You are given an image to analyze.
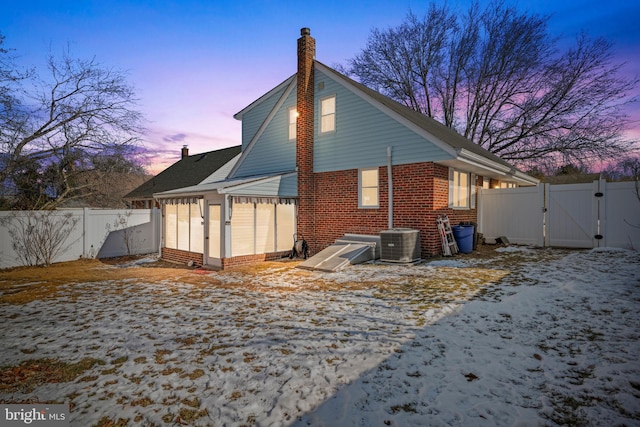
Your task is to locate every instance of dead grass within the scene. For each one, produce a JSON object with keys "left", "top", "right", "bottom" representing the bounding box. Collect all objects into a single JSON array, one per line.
[
  {"left": 0, "top": 244, "right": 547, "bottom": 306},
  {"left": 0, "top": 258, "right": 225, "bottom": 304},
  {"left": 0, "top": 358, "right": 105, "bottom": 393}
]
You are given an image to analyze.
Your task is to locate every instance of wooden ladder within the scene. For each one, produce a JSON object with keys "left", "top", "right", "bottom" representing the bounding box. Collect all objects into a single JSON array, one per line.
[{"left": 437, "top": 215, "right": 459, "bottom": 256}]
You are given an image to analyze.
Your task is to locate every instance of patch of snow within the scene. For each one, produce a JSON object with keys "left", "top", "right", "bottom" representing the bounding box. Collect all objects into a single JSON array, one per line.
[
  {"left": 424, "top": 259, "right": 467, "bottom": 268},
  {"left": 494, "top": 245, "right": 536, "bottom": 253}
]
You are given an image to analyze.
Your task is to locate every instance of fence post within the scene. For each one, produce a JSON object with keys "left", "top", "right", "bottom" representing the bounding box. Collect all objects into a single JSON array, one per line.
[
  {"left": 595, "top": 179, "right": 606, "bottom": 248},
  {"left": 83, "top": 207, "right": 90, "bottom": 258},
  {"left": 543, "top": 183, "right": 549, "bottom": 247}
]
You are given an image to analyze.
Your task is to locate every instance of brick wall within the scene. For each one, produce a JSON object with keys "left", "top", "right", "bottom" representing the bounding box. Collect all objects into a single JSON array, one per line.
[
  {"left": 161, "top": 248, "right": 204, "bottom": 266},
  {"left": 220, "top": 251, "right": 291, "bottom": 269},
  {"left": 310, "top": 162, "right": 478, "bottom": 258}
]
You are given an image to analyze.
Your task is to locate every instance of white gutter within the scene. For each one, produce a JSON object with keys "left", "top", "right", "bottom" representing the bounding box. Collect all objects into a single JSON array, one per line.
[{"left": 457, "top": 149, "right": 512, "bottom": 174}]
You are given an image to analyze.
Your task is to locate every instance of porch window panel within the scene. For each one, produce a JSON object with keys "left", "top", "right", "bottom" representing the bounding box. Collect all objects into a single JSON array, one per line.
[
  {"left": 190, "top": 203, "right": 204, "bottom": 254},
  {"left": 256, "top": 204, "right": 275, "bottom": 253},
  {"left": 231, "top": 202, "right": 255, "bottom": 256},
  {"left": 165, "top": 204, "right": 178, "bottom": 249},
  {"left": 177, "top": 204, "right": 190, "bottom": 251},
  {"left": 276, "top": 204, "right": 296, "bottom": 251},
  {"left": 208, "top": 205, "right": 221, "bottom": 259}
]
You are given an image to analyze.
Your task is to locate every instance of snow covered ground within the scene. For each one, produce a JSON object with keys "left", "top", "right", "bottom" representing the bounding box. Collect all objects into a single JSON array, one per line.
[{"left": 1, "top": 246, "right": 639, "bottom": 426}]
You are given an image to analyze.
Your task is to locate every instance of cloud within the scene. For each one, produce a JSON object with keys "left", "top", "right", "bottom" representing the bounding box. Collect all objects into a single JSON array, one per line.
[{"left": 162, "top": 133, "right": 188, "bottom": 143}]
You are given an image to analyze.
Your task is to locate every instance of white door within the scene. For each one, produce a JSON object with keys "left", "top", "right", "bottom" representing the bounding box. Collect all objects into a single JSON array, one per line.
[
  {"left": 207, "top": 204, "right": 222, "bottom": 267},
  {"left": 546, "top": 182, "right": 599, "bottom": 248}
]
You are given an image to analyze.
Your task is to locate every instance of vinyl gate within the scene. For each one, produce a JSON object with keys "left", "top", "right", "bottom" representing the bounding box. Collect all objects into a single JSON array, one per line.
[{"left": 478, "top": 180, "right": 640, "bottom": 249}]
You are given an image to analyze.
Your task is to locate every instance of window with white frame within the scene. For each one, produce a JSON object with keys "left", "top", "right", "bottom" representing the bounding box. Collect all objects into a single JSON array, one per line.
[
  {"left": 482, "top": 177, "right": 490, "bottom": 190},
  {"left": 288, "top": 107, "right": 297, "bottom": 140},
  {"left": 449, "top": 168, "right": 476, "bottom": 209},
  {"left": 359, "top": 168, "right": 379, "bottom": 208},
  {"left": 320, "top": 95, "right": 335, "bottom": 133},
  {"left": 164, "top": 202, "right": 204, "bottom": 253},
  {"left": 231, "top": 202, "right": 296, "bottom": 257}
]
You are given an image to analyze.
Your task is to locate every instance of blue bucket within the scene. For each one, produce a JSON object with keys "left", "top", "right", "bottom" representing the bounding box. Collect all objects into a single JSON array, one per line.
[{"left": 452, "top": 225, "right": 474, "bottom": 254}]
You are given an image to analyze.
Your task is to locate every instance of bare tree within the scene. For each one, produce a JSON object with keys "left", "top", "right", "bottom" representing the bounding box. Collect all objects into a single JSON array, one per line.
[
  {"left": 349, "top": 1, "right": 638, "bottom": 169},
  {"left": 0, "top": 210, "right": 80, "bottom": 266},
  {"left": 0, "top": 34, "right": 146, "bottom": 209}
]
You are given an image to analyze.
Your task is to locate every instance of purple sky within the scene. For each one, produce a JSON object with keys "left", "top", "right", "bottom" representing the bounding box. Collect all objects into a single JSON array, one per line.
[{"left": 2, "top": 0, "right": 639, "bottom": 173}]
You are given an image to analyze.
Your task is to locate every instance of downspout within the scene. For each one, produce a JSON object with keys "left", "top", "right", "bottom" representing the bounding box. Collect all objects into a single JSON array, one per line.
[{"left": 387, "top": 146, "right": 393, "bottom": 229}]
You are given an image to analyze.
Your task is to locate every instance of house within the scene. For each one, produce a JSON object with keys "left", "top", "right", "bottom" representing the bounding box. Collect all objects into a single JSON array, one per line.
[
  {"left": 124, "top": 145, "right": 241, "bottom": 208},
  {"left": 154, "top": 28, "right": 538, "bottom": 269}
]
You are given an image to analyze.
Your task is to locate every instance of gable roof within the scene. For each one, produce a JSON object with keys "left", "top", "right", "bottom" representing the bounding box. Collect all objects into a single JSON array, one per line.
[
  {"left": 315, "top": 62, "right": 536, "bottom": 184},
  {"left": 231, "top": 61, "right": 537, "bottom": 185},
  {"left": 124, "top": 145, "right": 242, "bottom": 200}
]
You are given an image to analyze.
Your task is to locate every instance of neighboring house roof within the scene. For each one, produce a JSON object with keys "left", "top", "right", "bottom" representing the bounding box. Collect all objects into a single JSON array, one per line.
[{"left": 124, "top": 145, "right": 242, "bottom": 200}]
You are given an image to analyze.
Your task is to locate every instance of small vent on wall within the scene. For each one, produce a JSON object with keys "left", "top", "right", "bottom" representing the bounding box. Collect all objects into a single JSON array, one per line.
[{"left": 317, "top": 82, "right": 324, "bottom": 90}]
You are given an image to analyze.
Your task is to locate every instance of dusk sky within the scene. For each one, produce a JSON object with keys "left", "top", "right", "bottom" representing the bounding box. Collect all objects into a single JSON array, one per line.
[{"left": 2, "top": 0, "right": 639, "bottom": 173}]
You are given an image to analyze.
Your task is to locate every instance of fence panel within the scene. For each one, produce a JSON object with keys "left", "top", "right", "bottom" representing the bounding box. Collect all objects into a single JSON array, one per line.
[
  {"left": 478, "top": 185, "right": 545, "bottom": 246},
  {"left": 87, "top": 209, "right": 160, "bottom": 258},
  {"left": 601, "top": 181, "right": 640, "bottom": 250},
  {"left": 479, "top": 180, "right": 640, "bottom": 250},
  {"left": 0, "top": 208, "right": 160, "bottom": 269}
]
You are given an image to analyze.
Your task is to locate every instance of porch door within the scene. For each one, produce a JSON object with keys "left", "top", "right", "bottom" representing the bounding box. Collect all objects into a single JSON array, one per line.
[{"left": 207, "top": 204, "right": 222, "bottom": 267}]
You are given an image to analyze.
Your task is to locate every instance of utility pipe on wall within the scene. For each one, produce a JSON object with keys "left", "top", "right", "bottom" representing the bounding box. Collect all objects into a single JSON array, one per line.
[{"left": 387, "top": 146, "right": 393, "bottom": 229}]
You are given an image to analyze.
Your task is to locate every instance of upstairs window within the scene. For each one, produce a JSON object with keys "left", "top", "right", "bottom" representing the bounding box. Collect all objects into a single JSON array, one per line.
[
  {"left": 359, "top": 168, "right": 379, "bottom": 208},
  {"left": 288, "top": 107, "right": 297, "bottom": 140},
  {"left": 320, "top": 95, "right": 335, "bottom": 133}
]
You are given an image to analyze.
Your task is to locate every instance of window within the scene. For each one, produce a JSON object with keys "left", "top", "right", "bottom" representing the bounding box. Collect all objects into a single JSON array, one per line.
[
  {"left": 449, "top": 168, "right": 476, "bottom": 209},
  {"left": 288, "top": 107, "right": 297, "bottom": 140},
  {"left": 164, "top": 202, "right": 203, "bottom": 253},
  {"left": 165, "top": 204, "right": 177, "bottom": 249},
  {"left": 499, "top": 182, "right": 516, "bottom": 189},
  {"left": 320, "top": 95, "right": 335, "bottom": 133},
  {"left": 231, "top": 202, "right": 296, "bottom": 256},
  {"left": 482, "top": 177, "right": 490, "bottom": 190},
  {"left": 359, "top": 168, "right": 379, "bottom": 208}
]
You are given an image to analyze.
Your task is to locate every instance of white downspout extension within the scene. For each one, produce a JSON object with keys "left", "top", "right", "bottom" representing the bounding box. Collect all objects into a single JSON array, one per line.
[{"left": 387, "top": 146, "right": 393, "bottom": 229}]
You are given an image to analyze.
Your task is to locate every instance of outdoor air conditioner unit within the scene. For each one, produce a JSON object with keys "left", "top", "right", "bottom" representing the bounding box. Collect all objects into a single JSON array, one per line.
[{"left": 380, "top": 228, "right": 421, "bottom": 263}]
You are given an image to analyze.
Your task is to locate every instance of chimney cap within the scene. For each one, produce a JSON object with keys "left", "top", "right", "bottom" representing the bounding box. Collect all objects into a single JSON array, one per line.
[{"left": 300, "top": 27, "right": 311, "bottom": 36}]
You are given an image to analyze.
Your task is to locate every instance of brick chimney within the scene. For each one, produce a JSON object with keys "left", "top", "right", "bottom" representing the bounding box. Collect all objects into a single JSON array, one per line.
[
  {"left": 296, "top": 27, "right": 316, "bottom": 249},
  {"left": 181, "top": 145, "right": 189, "bottom": 159}
]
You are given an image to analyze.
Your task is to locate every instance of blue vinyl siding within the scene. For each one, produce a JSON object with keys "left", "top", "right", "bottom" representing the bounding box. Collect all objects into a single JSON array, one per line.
[
  {"left": 240, "top": 84, "right": 289, "bottom": 150},
  {"left": 313, "top": 69, "right": 453, "bottom": 173},
  {"left": 234, "top": 88, "right": 297, "bottom": 177}
]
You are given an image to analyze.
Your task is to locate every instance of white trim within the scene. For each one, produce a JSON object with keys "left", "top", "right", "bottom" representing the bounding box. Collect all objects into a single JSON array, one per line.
[{"left": 233, "top": 75, "right": 296, "bottom": 120}]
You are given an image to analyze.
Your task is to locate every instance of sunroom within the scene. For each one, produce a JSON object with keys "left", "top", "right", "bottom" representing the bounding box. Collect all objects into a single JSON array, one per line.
[{"left": 154, "top": 172, "right": 298, "bottom": 269}]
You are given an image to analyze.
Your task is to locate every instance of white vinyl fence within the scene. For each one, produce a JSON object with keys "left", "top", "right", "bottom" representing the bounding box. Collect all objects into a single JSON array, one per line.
[
  {"left": 479, "top": 180, "right": 640, "bottom": 250},
  {"left": 0, "top": 208, "right": 161, "bottom": 269}
]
